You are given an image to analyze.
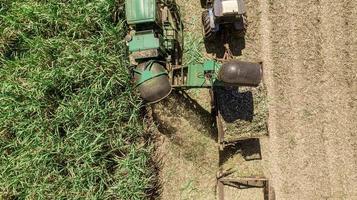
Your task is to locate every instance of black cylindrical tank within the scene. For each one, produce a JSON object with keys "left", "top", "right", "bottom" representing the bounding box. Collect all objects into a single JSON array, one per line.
[{"left": 218, "top": 60, "right": 262, "bottom": 87}]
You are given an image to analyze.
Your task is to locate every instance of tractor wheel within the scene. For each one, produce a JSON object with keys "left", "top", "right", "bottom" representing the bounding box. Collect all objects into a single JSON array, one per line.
[
  {"left": 202, "top": 10, "right": 215, "bottom": 41},
  {"left": 200, "top": 0, "right": 207, "bottom": 8}
]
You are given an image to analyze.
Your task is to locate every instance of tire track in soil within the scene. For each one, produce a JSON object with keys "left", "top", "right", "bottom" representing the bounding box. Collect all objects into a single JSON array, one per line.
[
  {"left": 258, "top": 0, "right": 277, "bottom": 198},
  {"left": 320, "top": 0, "right": 357, "bottom": 198},
  {"left": 265, "top": 0, "right": 357, "bottom": 199}
]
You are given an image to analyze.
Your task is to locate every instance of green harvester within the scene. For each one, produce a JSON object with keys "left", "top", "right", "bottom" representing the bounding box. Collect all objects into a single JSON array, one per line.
[{"left": 125, "top": 0, "right": 262, "bottom": 104}]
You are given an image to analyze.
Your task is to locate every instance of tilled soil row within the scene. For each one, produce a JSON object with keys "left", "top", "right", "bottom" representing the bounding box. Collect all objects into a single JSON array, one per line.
[{"left": 262, "top": 0, "right": 357, "bottom": 199}]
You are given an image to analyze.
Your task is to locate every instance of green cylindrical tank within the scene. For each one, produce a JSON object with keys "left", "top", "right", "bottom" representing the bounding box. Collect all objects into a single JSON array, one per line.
[{"left": 133, "top": 61, "right": 172, "bottom": 104}]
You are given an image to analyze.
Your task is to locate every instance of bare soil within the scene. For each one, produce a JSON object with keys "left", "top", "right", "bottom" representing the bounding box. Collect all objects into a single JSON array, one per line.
[
  {"left": 154, "top": 0, "right": 357, "bottom": 199},
  {"left": 153, "top": 91, "right": 218, "bottom": 200},
  {"left": 261, "top": 0, "right": 357, "bottom": 199}
]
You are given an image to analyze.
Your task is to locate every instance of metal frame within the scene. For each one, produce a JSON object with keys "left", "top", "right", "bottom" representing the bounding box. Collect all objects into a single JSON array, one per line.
[
  {"left": 211, "top": 68, "right": 271, "bottom": 199},
  {"left": 212, "top": 86, "right": 269, "bottom": 150},
  {"left": 217, "top": 173, "right": 270, "bottom": 200}
]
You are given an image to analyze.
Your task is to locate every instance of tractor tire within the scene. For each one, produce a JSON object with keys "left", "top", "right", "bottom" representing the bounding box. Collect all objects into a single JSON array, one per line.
[{"left": 202, "top": 10, "right": 215, "bottom": 41}]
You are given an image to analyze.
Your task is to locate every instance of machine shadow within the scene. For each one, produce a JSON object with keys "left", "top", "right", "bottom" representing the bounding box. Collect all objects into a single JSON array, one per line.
[
  {"left": 152, "top": 90, "right": 217, "bottom": 141},
  {"left": 151, "top": 110, "right": 178, "bottom": 138},
  {"left": 204, "top": 25, "right": 246, "bottom": 58},
  {"left": 214, "top": 87, "right": 254, "bottom": 123},
  {"left": 219, "top": 138, "right": 262, "bottom": 165}
]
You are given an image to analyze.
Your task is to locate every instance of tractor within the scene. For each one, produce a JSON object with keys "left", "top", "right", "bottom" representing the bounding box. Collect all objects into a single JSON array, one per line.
[
  {"left": 201, "top": 0, "right": 246, "bottom": 40},
  {"left": 124, "top": 0, "right": 261, "bottom": 104}
]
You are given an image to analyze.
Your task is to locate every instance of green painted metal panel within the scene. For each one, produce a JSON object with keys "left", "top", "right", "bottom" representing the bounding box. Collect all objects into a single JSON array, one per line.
[
  {"left": 126, "top": 0, "right": 156, "bottom": 24},
  {"left": 129, "top": 32, "right": 160, "bottom": 52},
  {"left": 133, "top": 61, "right": 168, "bottom": 86},
  {"left": 187, "top": 64, "right": 206, "bottom": 87},
  {"left": 203, "top": 60, "right": 220, "bottom": 71},
  {"left": 185, "top": 61, "right": 223, "bottom": 87}
]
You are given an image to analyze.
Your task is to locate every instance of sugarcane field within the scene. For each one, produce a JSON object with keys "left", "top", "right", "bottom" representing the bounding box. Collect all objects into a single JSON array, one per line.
[{"left": 0, "top": 0, "right": 356, "bottom": 199}]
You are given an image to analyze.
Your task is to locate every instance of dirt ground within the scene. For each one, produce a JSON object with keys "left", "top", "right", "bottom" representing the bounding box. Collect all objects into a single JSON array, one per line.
[
  {"left": 154, "top": 0, "right": 357, "bottom": 199},
  {"left": 153, "top": 91, "right": 218, "bottom": 200},
  {"left": 262, "top": 0, "right": 357, "bottom": 199}
]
